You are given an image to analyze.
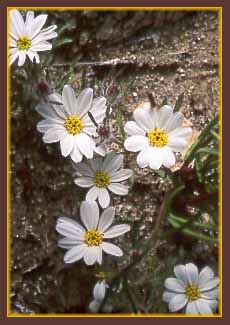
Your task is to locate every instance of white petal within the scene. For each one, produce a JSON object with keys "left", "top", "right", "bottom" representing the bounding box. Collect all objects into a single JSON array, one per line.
[
  {"left": 36, "top": 103, "right": 64, "bottom": 121},
  {"left": 200, "top": 288, "right": 218, "bottom": 300},
  {"left": 83, "top": 247, "right": 98, "bottom": 265},
  {"left": 18, "top": 51, "right": 26, "bottom": 66},
  {"left": 124, "top": 121, "right": 145, "bottom": 136},
  {"left": 164, "top": 278, "right": 186, "bottom": 293},
  {"left": 96, "top": 246, "right": 103, "bottom": 265},
  {"left": 101, "top": 242, "right": 123, "bottom": 256},
  {"left": 94, "top": 281, "right": 106, "bottom": 300},
  {"left": 161, "top": 146, "right": 176, "bottom": 168},
  {"left": 10, "top": 38, "right": 17, "bottom": 46},
  {"left": 195, "top": 299, "right": 213, "bottom": 315},
  {"left": 48, "top": 92, "right": 66, "bottom": 119},
  {"left": 62, "top": 84, "right": 77, "bottom": 115},
  {"left": 168, "top": 136, "right": 187, "bottom": 153},
  {"left": 174, "top": 265, "right": 189, "bottom": 287},
  {"left": 198, "top": 266, "right": 214, "bottom": 286},
  {"left": 9, "top": 52, "right": 19, "bottom": 66},
  {"left": 185, "top": 263, "right": 199, "bottom": 285},
  {"left": 73, "top": 162, "right": 94, "bottom": 177},
  {"left": 98, "top": 207, "right": 115, "bottom": 232},
  {"left": 124, "top": 136, "right": 149, "bottom": 152},
  {"left": 168, "top": 127, "right": 192, "bottom": 140},
  {"left": 98, "top": 188, "right": 110, "bottom": 209},
  {"left": 25, "top": 11, "right": 34, "bottom": 28},
  {"left": 30, "top": 42, "right": 52, "bottom": 51},
  {"left": 64, "top": 244, "right": 86, "bottom": 263},
  {"left": 110, "top": 169, "right": 133, "bottom": 182},
  {"left": 103, "top": 224, "right": 130, "bottom": 238},
  {"left": 74, "top": 177, "right": 94, "bottom": 188},
  {"left": 89, "top": 300, "right": 100, "bottom": 313},
  {"left": 43, "top": 128, "right": 67, "bottom": 143},
  {"left": 86, "top": 187, "right": 99, "bottom": 202},
  {"left": 134, "top": 108, "right": 154, "bottom": 132},
  {"left": 83, "top": 124, "right": 97, "bottom": 136},
  {"left": 94, "top": 145, "right": 106, "bottom": 156},
  {"left": 56, "top": 217, "right": 84, "bottom": 239},
  {"left": 29, "top": 14, "right": 48, "bottom": 39},
  {"left": 90, "top": 96, "right": 107, "bottom": 123},
  {"left": 157, "top": 105, "right": 173, "bottom": 129},
  {"left": 75, "top": 133, "right": 94, "bottom": 159},
  {"left": 162, "top": 291, "right": 176, "bottom": 303},
  {"left": 208, "top": 300, "right": 218, "bottom": 312},
  {"left": 76, "top": 88, "right": 93, "bottom": 118},
  {"left": 70, "top": 145, "right": 83, "bottom": 163},
  {"left": 26, "top": 50, "right": 36, "bottom": 63},
  {"left": 58, "top": 238, "right": 82, "bottom": 249},
  {"left": 164, "top": 112, "right": 184, "bottom": 132},
  {"left": 199, "top": 278, "right": 219, "bottom": 291},
  {"left": 186, "top": 301, "right": 198, "bottom": 314},
  {"left": 148, "top": 147, "right": 163, "bottom": 170},
  {"left": 10, "top": 10, "right": 25, "bottom": 39},
  {"left": 80, "top": 201, "right": 99, "bottom": 230},
  {"left": 168, "top": 294, "right": 188, "bottom": 312},
  {"left": 136, "top": 148, "right": 151, "bottom": 168},
  {"left": 90, "top": 158, "right": 103, "bottom": 172},
  {"left": 108, "top": 183, "right": 129, "bottom": 195},
  {"left": 102, "top": 153, "right": 123, "bottom": 173},
  {"left": 60, "top": 134, "right": 74, "bottom": 157}
]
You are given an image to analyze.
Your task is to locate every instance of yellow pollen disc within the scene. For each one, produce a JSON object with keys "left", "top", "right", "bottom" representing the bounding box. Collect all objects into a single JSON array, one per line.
[
  {"left": 147, "top": 128, "right": 168, "bottom": 147},
  {"left": 64, "top": 115, "right": 83, "bottom": 135},
  {"left": 84, "top": 230, "right": 103, "bottom": 247},
  {"left": 17, "top": 36, "right": 31, "bottom": 50},
  {"left": 185, "top": 285, "right": 200, "bottom": 301},
  {"left": 93, "top": 172, "right": 110, "bottom": 188},
  {"left": 95, "top": 271, "right": 106, "bottom": 279}
]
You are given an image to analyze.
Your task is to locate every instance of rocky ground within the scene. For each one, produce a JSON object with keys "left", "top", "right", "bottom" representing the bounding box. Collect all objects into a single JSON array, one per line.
[{"left": 10, "top": 10, "right": 219, "bottom": 313}]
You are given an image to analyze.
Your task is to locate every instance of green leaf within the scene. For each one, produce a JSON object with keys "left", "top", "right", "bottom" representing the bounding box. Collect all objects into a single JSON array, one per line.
[
  {"left": 196, "top": 148, "right": 219, "bottom": 156},
  {"left": 54, "top": 38, "right": 74, "bottom": 48},
  {"left": 174, "top": 93, "right": 184, "bottom": 112},
  {"left": 184, "top": 114, "right": 219, "bottom": 164}
]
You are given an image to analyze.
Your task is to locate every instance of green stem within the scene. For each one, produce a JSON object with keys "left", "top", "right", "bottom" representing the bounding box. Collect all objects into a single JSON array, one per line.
[{"left": 184, "top": 115, "right": 218, "bottom": 164}]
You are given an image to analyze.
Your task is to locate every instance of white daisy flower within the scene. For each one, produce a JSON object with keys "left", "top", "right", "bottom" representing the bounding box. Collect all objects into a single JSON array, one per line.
[
  {"left": 74, "top": 153, "right": 133, "bottom": 208},
  {"left": 124, "top": 103, "right": 192, "bottom": 169},
  {"left": 56, "top": 201, "right": 130, "bottom": 265},
  {"left": 89, "top": 280, "right": 109, "bottom": 312},
  {"left": 163, "top": 263, "right": 219, "bottom": 314},
  {"left": 36, "top": 85, "right": 107, "bottom": 163},
  {"left": 10, "top": 9, "right": 57, "bottom": 66}
]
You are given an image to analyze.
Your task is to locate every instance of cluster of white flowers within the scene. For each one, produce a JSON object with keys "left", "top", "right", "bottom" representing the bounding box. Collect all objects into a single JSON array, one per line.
[{"left": 10, "top": 9, "right": 219, "bottom": 315}]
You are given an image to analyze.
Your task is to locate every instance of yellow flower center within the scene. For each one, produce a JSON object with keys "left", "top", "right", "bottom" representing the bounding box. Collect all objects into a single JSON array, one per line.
[
  {"left": 17, "top": 36, "right": 31, "bottom": 50},
  {"left": 95, "top": 271, "right": 106, "bottom": 279},
  {"left": 84, "top": 230, "right": 103, "bottom": 247},
  {"left": 93, "top": 172, "right": 110, "bottom": 188},
  {"left": 64, "top": 115, "right": 83, "bottom": 135},
  {"left": 185, "top": 285, "right": 200, "bottom": 301},
  {"left": 147, "top": 128, "right": 168, "bottom": 147}
]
